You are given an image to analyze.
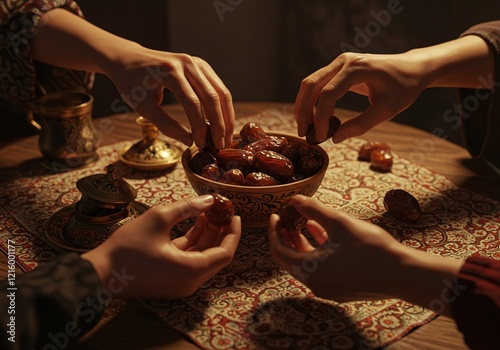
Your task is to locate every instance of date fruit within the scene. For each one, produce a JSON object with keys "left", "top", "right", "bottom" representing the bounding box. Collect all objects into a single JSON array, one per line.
[
  {"left": 279, "top": 198, "right": 307, "bottom": 230},
  {"left": 216, "top": 149, "right": 254, "bottom": 173},
  {"left": 219, "top": 169, "right": 245, "bottom": 185},
  {"left": 202, "top": 120, "right": 219, "bottom": 155},
  {"left": 227, "top": 137, "right": 245, "bottom": 149},
  {"left": 296, "top": 155, "right": 322, "bottom": 177},
  {"left": 370, "top": 148, "right": 393, "bottom": 172},
  {"left": 286, "top": 173, "right": 305, "bottom": 183},
  {"left": 281, "top": 143, "right": 306, "bottom": 164},
  {"left": 200, "top": 163, "right": 223, "bottom": 181},
  {"left": 240, "top": 122, "right": 268, "bottom": 144},
  {"left": 244, "top": 172, "right": 281, "bottom": 186},
  {"left": 358, "top": 141, "right": 390, "bottom": 161},
  {"left": 190, "top": 151, "right": 217, "bottom": 174},
  {"left": 253, "top": 150, "right": 294, "bottom": 178},
  {"left": 243, "top": 136, "right": 288, "bottom": 154},
  {"left": 306, "top": 115, "right": 341, "bottom": 145},
  {"left": 383, "top": 189, "right": 422, "bottom": 223},
  {"left": 206, "top": 193, "right": 235, "bottom": 226}
]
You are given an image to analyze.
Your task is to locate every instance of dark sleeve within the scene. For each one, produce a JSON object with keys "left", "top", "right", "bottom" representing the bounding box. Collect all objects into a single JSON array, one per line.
[
  {"left": 457, "top": 21, "right": 500, "bottom": 170},
  {"left": 0, "top": 0, "right": 94, "bottom": 110},
  {"left": 0, "top": 253, "right": 104, "bottom": 350},
  {"left": 450, "top": 256, "right": 500, "bottom": 350}
]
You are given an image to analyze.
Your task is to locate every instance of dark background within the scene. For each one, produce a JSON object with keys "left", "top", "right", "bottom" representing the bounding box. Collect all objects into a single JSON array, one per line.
[{"left": 11, "top": 0, "right": 500, "bottom": 146}]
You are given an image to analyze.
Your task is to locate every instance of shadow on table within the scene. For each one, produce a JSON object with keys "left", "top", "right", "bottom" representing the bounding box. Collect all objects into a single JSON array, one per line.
[
  {"left": 247, "top": 297, "right": 370, "bottom": 349},
  {"left": 76, "top": 300, "right": 201, "bottom": 350}
]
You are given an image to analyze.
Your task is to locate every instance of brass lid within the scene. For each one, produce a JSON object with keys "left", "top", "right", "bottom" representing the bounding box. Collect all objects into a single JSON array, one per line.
[
  {"left": 120, "top": 116, "right": 182, "bottom": 171},
  {"left": 76, "top": 164, "right": 137, "bottom": 207}
]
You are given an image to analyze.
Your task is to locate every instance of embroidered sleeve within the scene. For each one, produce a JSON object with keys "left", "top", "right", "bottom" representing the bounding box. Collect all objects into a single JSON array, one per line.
[
  {"left": 0, "top": 0, "right": 94, "bottom": 110},
  {"left": 451, "top": 255, "right": 500, "bottom": 350},
  {"left": 0, "top": 253, "right": 103, "bottom": 350},
  {"left": 458, "top": 21, "right": 500, "bottom": 170}
]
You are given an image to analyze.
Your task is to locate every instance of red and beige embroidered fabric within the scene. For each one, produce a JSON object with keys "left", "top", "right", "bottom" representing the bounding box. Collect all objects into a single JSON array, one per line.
[{"left": 1, "top": 109, "right": 498, "bottom": 349}]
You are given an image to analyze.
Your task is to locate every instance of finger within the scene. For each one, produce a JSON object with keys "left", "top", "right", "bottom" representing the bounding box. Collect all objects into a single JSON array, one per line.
[
  {"left": 135, "top": 97, "right": 192, "bottom": 146},
  {"left": 349, "top": 83, "right": 370, "bottom": 96},
  {"left": 294, "top": 61, "right": 343, "bottom": 137},
  {"left": 157, "top": 195, "right": 215, "bottom": 231},
  {"left": 268, "top": 214, "right": 308, "bottom": 271},
  {"left": 217, "top": 215, "right": 241, "bottom": 252},
  {"left": 196, "top": 59, "right": 235, "bottom": 148},
  {"left": 172, "top": 215, "right": 207, "bottom": 250},
  {"left": 192, "top": 216, "right": 241, "bottom": 275},
  {"left": 165, "top": 72, "right": 208, "bottom": 148},
  {"left": 184, "top": 58, "right": 226, "bottom": 149},
  {"left": 287, "top": 231, "right": 316, "bottom": 252},
  {"left": 314, "top": 68, "right": 357, "bottom": 142},
  {"left": 188, "top": 222, "right": 223, "bottom": 251},
  {"left": 290, "top": 195, "right": 359, "bottom": 245},
  {"left": 332, "top": 102, "right": 395, "bottom": 143},
  {"left": 305, "top": 220, "right": 329, "bottom": 245}
]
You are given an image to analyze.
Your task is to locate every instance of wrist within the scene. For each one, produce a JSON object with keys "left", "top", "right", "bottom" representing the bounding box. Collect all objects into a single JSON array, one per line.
[
  {"left": 394, "top": 245, "right": 464, "bottom": 314},
  {"left": 96, "top": 40, "right": 145, "bottom": 76},
  {"left": 403, "top": 36, "right": 493, "bottom": 89},
  {"left": 81, "top": 247, "right": 113, "bottom": 289},
  {"left": 400, "top": 48, "right": 440, "bottom": 90}
]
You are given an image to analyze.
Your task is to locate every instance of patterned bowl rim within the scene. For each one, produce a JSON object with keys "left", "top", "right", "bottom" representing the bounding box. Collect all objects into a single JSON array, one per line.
[{"left": 181, "top": 132, "right": 330, "bottom": 193}]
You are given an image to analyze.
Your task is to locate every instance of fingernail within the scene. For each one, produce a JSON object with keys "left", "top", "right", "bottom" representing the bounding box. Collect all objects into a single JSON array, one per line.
[
  {"left": 333, "top": 131, "right": 347, "bottom": 144},
  {"left": 179, "top": 135, "right": 193, "bottom": 147},
  {"left": 191, "top": 194, "right": 214, "bottom": 208},
  {"left": 219, "top": 136, "right": 225, "bottom": 150}
]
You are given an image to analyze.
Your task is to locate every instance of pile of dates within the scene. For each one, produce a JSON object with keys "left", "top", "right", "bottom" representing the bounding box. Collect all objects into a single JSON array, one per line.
[
  {"left": 189, "top": 122, "right": 325, "bottom": 186},
  {"left": 358, "top": 141, "right": 393, "bottom": 172}
]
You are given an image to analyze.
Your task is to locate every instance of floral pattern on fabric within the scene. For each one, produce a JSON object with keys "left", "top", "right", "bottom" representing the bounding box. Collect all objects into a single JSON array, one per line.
[{"left": 0, "top": 109, "right": 499, "bottom": 349}]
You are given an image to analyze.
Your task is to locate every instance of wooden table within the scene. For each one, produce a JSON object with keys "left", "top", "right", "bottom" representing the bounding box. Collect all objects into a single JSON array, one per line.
[{"left": 1, "top": 102, "right": 497, "bottom": 350}]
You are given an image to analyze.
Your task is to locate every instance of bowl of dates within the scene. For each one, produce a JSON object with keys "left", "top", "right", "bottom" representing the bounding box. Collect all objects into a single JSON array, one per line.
[{"left": 182, "top": 123, "right": 329, "bottom": 227}]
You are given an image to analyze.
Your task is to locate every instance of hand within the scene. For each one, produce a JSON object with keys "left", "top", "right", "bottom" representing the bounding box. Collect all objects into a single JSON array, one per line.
[
  {"left": 268, "top": 195, "right": 463, "bottom": 310},
  {"left": 82, "top": 195, "right": 241, "bottom": 299},
  {"left": 294, "top": 52, "right": 427, "bottom": 144},
  {"left": 294, "top": 35, "right": 493, "bottom": 144},
  {"left": 32, "top": 9, "right": 235, "bottom": 149},
  {"left": 105, "top": 47, "right": 235, "bottom": 149}
]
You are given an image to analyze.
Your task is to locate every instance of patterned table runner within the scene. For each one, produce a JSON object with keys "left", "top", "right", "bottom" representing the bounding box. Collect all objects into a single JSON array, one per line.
[{"left": 1, "top": 108, "right": 499, "bottom": 349}]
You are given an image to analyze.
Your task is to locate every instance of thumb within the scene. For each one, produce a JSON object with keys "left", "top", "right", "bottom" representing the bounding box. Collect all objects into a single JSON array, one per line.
[
  {"left": 158, "top": 195, "right": 214, "bottom": 229},
  {"left": 332, "top": 103, "right": 395, "bottom": 143}
]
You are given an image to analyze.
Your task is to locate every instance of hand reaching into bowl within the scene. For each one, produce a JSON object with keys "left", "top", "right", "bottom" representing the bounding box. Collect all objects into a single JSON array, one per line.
[
  {"left": 30, "top": 8, "right": 234, "bottom": 149},
  {"left": 294, "top": 35, "right": 494, "bottom": 144}
]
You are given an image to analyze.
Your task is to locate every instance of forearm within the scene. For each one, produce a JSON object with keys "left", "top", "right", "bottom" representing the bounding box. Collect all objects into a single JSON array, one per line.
[
  {"left": 31, "top": 8, "right": 141, "bottom": 75},
  {"left": 393, "top": 246, "right": 464, "bottom": 316},
  {"left": 404, "top": 35, "right": 494, "bottom": 89}
]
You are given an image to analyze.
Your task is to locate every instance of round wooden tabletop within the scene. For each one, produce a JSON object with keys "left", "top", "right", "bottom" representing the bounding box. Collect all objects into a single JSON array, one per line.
[{"left": 1, "top": 102, "right": 496, "bottom": 350}]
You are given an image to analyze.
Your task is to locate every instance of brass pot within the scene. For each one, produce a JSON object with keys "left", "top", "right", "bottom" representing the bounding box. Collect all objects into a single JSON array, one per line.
[{"left": 28, "top": 91, "right": 99, "bottom": 169}]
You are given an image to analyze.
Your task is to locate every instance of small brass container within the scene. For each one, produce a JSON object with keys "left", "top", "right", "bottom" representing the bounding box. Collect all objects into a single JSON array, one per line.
[
  {"left": 120, "top": 116, "right": 182, "bottom": 171},
  {"left": 28, "top": 91, "right": 100, "bottom": 170},
  {"left": 45, "top": 164, "right": 149, "bottom": 251}
]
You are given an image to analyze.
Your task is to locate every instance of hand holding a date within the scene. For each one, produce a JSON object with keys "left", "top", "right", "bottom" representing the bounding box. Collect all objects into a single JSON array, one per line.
[{"left": 82, "top": 195, "right": 241, "bottom": 299}]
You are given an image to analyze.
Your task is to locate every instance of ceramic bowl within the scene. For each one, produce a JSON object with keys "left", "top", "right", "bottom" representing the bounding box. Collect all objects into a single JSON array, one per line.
[{"left": 182, "top": 132, "right": 329, "bottom": 227}]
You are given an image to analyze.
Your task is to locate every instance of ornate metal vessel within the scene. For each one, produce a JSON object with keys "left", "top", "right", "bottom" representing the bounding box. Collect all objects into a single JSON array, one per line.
[
  {"left": 120, "top": 116, "right": 182, "bottom": 171},
  {"left": 46, "top": 164, "right": 149, "bottom": 251}
]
